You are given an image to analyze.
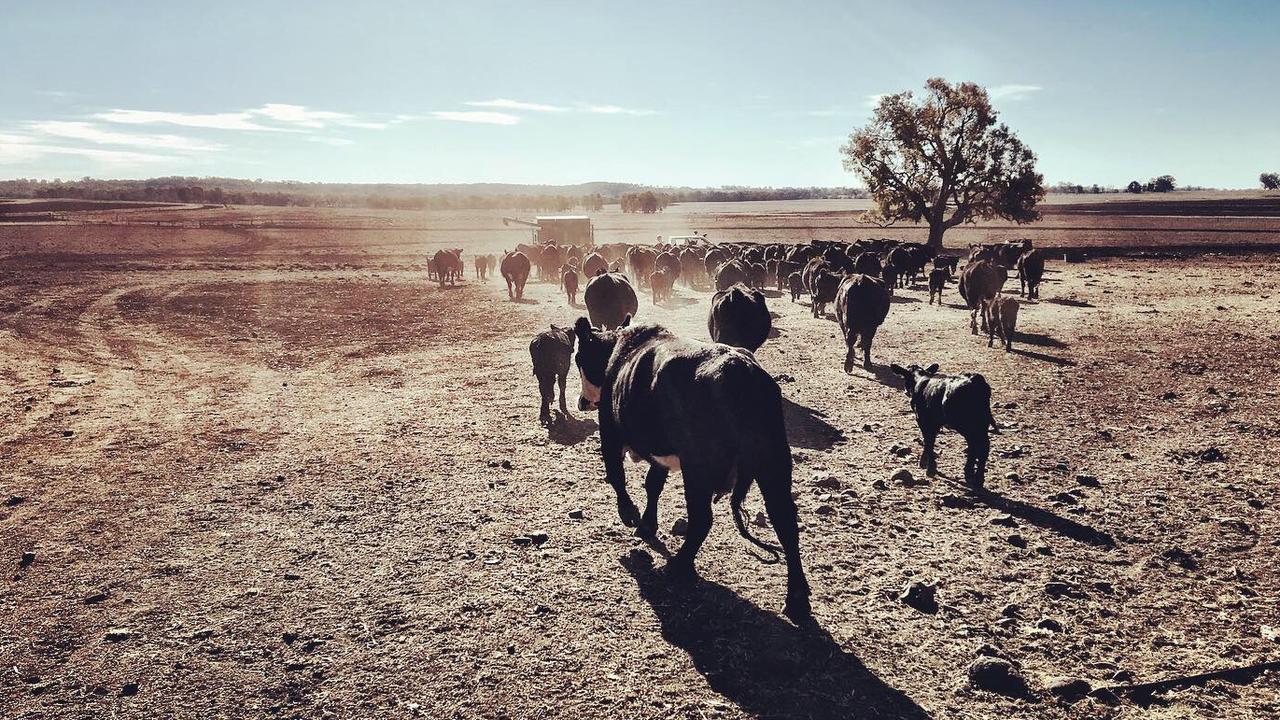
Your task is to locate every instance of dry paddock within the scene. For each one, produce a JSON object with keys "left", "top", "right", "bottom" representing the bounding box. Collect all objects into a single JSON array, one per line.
[{"left": 1, "top": 224, "right": 1278, "bottom": 720}]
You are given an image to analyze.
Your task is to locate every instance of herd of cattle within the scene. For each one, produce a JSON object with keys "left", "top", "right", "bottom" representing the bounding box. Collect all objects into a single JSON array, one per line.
[{"left": 464, "top": 235, "right": 1048, "bottom": 617}]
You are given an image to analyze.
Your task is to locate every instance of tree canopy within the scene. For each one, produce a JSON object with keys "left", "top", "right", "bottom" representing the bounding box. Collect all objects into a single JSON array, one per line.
[
  {"left": 1261, "top": 172, "right": 1280, "bottom": 190},
  {"left": 840, "top": 78, "right": 1044, "bottom": 249}
]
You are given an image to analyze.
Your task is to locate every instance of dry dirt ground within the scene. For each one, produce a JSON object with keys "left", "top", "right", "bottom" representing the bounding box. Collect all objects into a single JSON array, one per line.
[{"left": 1, "top": 216, "right": 1279, "bottom": 719}]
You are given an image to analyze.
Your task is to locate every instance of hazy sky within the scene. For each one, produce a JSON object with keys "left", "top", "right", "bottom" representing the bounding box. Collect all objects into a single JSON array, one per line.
[{"left": 2, "top": 0, "right": 1277, "bottom": 188}]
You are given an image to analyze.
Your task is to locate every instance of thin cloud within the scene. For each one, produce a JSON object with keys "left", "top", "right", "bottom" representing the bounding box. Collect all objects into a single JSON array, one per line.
[
  {"left": 864, "top": 93, "right": 889, "bottom": 108},
  {"left": 95, "top": 108, "right": 277, "bottom": 131},
  {"left": 988, "top": 84, "right": 1042, "bottom": 100},
  {"left": 0, "top": 134, "right": 172, "bottom": 164},
  {"left": 307, "top": 136, "right": 355, "bottom": 146},
  {"left": 585, "top": 105, "right": 657, "bottom": 116},
  {"left": 430, "top": 111, "right": 521, "bottom": 125},
  {"left": 27, "top": 121, "right": 223, "bottom": 152},
  {"left": 466, "top": 98, "right": 567, "bottom": 113}
]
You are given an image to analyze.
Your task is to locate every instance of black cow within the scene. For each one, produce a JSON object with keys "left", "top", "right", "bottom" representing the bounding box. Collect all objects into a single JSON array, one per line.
[
  {"left": 501, "top": 251, "right": 531, "bottom": 300},
  {"left": 889, "top": 363, "right": 999, "bottom": 488},
  {"left": 530, "top": 325, "right": 575, "bottom": 426},
  {"left": 432, "top": 249, "right": 464, "bottom": 288},
  {"left": 562, "top": 265, "right": 580, "bottom": 305},
  {"left": 805, "top": 264, "right": 843, "bottom": 318},
  {"left": 584, "top": 271, "right": 639, "bottom": 329},
  {"left": 928, "top": 267, "right": 949, "bottom": 305},
  {"left": 1017, "top": 249, "right": 1045, "bottom": 298},
  {"left": 572, "top": 318, "right": 811, "bottom": 619},
  {"left": 708, "top": 284, "right": 771, "bottom": 352},
  {"left": 787, "top": 271, "right": 804, "bottom": 302},
  {"left": 834, "top": 274, "right": 891, "bottom": 371},
  {"left": 714, "top": 259, "right": 749, "bottom": 292},
  {"left": 852, "top": 251, "right": 881, "bottom": 278},
  {"left": 582, "top": 252, "right": 608, "bottom": 279}
]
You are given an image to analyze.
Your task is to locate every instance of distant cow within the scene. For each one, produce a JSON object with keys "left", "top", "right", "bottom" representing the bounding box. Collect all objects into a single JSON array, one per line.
[
  {"left": 474, "top": 254, "right": 488, "bottom": 280},
  {"left": 807, "top": 266, "right": 843, "bottom": 319},
  {"left": 1017, "top": 249, "right": 1045, "bottom": 298},
  {"left": 928, "top": 267, "right": 949, "bottom": 305},
  {"left": 834, "top": 274, "right": 891, "bottom": 371},
  {"left": 986, "top": 295, "right": 1020, "bottom": 351},
  {"left": 627, "top": 247, "right": 657, "bottom": 287},
  {"left": 880, "top": 264, "right": 898, "bottom": 295},
  {"left": 649, "top": 268, "right": 674, "bottom": 305},
  {"left": 584, "top": 271, "right": 639, "bottom": 329},
  {"left": 787, "top": 271, "right": 804, "bottom": 302},
  {"left": 655, "top": 251, "right": 682, "bottom": 284},
  {"left": 432, "top": 249, "right": 464, "bottom": 288},
  {"left": 583, "top": 252, "right": 608, "bottom": 279},
  {"left": 572, "top": 317, "right": 811, "bottom": 619},
  {"left": 501, "top": 251, "right": 531, "bottom": 300},
  {"left": 714, "top": 259, "right": 749, "bottom": 292},
  {"left": 852, "top": 251, "right": 881, "bottom": 278},
  {"left": 708, "top": 284, "right": 771, "bottom": 352},
  {"left": 530, "top": 325, "right": 575, "bottom": 426},
  {"left": 746, "top": 262, "right": 768, "bottom": 290},
  {"left": 958, "top": 260, "right": 1008, "bottom": 335},
  {"left": 889, "top": 363, "right": 999, "bottom": 488},
  {"left": 562, "top": 265, "right": 580, "bottom": 305}
]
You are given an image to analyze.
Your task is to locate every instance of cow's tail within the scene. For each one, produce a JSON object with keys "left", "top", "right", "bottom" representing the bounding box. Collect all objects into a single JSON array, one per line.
[{"left": 730, "top": 473, "right": 782, "bottom": 562}]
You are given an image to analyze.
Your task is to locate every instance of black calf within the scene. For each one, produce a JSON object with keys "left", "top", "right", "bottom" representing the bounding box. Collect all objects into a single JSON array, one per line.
[
  {"left": 889, "top": 363, "right": 999, "bottom": 488},
  {"left": 529, "top": 325, "right": 575, "bottom": 426}
]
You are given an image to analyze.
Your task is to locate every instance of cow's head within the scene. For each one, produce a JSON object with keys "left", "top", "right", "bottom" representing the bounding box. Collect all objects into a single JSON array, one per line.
[
  {"left": 573, "top": 315, "right": 628, "bottom": 411},
  {"left": 889, "top": 363, "right": 940, "bottom": 394}
]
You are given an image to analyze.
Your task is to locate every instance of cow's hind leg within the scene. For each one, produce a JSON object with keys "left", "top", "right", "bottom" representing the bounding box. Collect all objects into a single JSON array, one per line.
[
  {"left": 669, "top": 474, "right": 714, "bottom": 579},
  {"left": 757, "top": 462, "right": 811, "bottom": 620},
  {"left": 861, "top": 328, "right": 876, "bottom": 369},
  {"left": 556, "top": 370, "right": 568, "bottom": 416},
  {"left": 637, "top": 464, "right": 668, "bottom": 540},
  {"left": 537, "top": 372, "right": 554, "bottom": 426},
  {"left": 963, "top": 431, "right": 990, "bottom": 488}
]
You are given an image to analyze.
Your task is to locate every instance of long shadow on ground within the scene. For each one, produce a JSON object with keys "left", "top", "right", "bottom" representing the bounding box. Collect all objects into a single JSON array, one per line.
[
  {"left": 1015, "top": 331, "right": 1068, "bottom": 349},
  {"left": 548, "top": 414, "right": 598, "bottom": 446},
  {"left": 621, "top": 550, "right": 932, "bottom": 720},
  {"left": 782, "top": 397, "right": 846, "bottom": 451},
  {"left": 1010, "top": 347, "right": 1076, "bottom": 367},
  {"left": 964, "top": 483, "right": 1115, "bottom": 548}
]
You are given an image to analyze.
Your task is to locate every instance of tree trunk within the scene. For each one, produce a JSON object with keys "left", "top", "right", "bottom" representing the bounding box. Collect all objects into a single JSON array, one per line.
[{"left": 926, "top": 222, "right": 945, "bottom": 250}]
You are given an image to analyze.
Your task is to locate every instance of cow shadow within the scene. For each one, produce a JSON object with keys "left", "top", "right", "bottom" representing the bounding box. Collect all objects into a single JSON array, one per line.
[
  {"left": 512, "top": 297, "right": 540, "bottom": 305},
  {"left": 849, "top": 362, "right": 903, "bottom": 390},
  {"left": 943, "top": 481, "right": 1115, "bottom": 548},
  {"left": 767, "top": 327, "right": 783, "bottom": 339},
  {"left": 1010, "top": 347, "right": 1076, "bottom": 367},
  {"left": 660, "top": 295, "right": 699, "bottom": 309},
  {"left": 782, "top": 397, "right": 846, "bottom": 450},
  {"left": 889, "top": 294, "right": 920, "bottom": 304},
  {"left": 1042, "top": 297, "right": 1094, "bottom": 308},
  {"left": 620, "top": 551, "right": 931, "bottom": 720},
  {"left": 1015, "top": 331, "right": 1067, "bottom": 349},
  {"left": 548, "top": 414, "right": 598, "bottom": 446}
]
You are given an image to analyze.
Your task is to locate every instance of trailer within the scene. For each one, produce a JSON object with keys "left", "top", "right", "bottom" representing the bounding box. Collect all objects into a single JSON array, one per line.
[{"left": 502, "top": 215, "right": 595, "bottom": 248}]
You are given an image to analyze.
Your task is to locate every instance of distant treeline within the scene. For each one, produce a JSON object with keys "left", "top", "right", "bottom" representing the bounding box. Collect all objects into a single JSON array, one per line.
[{"left": 0, "top": 177, "right": 864, "bottom": 211}]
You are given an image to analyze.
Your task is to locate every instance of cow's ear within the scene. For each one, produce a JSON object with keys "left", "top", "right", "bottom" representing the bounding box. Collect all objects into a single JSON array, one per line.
[
  {"left": 573, "top": 317, "right": 593, "bottom": 340},
  {"left": 550, "top": 323, "right": 561, "bottom": 332},
  {"left": 621, "top": 314, "right": 632, "bottom": 328},
  {"left": 889, "top": 363, "right": 908, "bottom": 376},
  {"left": 924, "top": 363, "right": 940, "bottom": 374}
]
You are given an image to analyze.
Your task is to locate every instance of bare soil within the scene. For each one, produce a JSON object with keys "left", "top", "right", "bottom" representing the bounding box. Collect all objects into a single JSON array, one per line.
[{"left": 1, "top": 208, "right": 1278, "bottom": 719}]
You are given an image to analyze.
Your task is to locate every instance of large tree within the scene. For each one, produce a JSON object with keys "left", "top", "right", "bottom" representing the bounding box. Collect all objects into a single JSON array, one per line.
[
  {"left": 1261, "top": 172, "right": 1280, "bottom": 190},
  {"left": 841, "top": 78, "right": 1044, "bottom": 249}
]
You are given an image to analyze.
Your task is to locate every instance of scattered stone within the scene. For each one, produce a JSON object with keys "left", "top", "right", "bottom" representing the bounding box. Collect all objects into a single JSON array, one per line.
[
  {"left": 1035, "top": 544, "right": 1053, "bottom": 556},
  {"left": 499, "top": 460, "right": 513, "bottom": 470},
  {"left": 773, "top": 373, "right": 796, "bottom": 383},
  {"left": 1121, "top": 451, "right": 1135, "bottom": 460},
  {"left": 1199, "top": 446, "right": 1226, "bottom": 463},
  {"left": 1054, "top": 461, "right": 1069, "bottom": 472},
  {"left": 1003, "top": 472, "right": 1021, "bottom": 483},
  {"left": 1006, "top": 534, "right": 1027, "bottom": 548},
  {"left": 975, "top": 643, "right": 1001, "bottom": 657},
  {"left": 671, "top": 518, "right": 688, "bottom": 536},
  {"left": 283, "top": 572, "right": 301, "bottom": 581},
  {"left": 527, "top": 532, "right": 549, "bottom": 546},
  {"left": 5, "top": 495, "right": 25, "bottom": 507},
  {"left": 191, "top": 628, "right": 215, "bottom": 640},
  {"left": 282, "top": 631, "right": 299, "bottom": 645},
  {"left": 752, "top": 511, "right": 769, "bottom": 528},
  {"left": 899, "top": 581, "right": 938, "bottom": 614},
  {"left": 1075, "top": 474, "right": 1100, "bottom": 487},
  {"left": 61, "top": 430, "right": 74, "bottom": 438},
  {"left": 1000, "top": 603, "right": 1021, "bottom": 618},
  {"left": 871, "top": 479, "right": 888, "bottom": 491},
  {"left": 105, "top": 628, "right": 134, "bottom": 642},
  {"left": 1045, "top": 676, "right": 1091, "bottom": 703},
  {"left": 814, "top": 476, "right": 841, "bottom": 490},
  {"left": 990, "top": 514, "right": 1018, "bottom": 528},
  {"left": 1109, "top": 669, "right": 1134, "bottom": 683},
  {"left": 890, "top": 468, "right": 917, "bottom": 484},
  {"left": 84, "top": 591, "right": 108, "bottom": 605},
  {"left": 1247, "top": 498, "right": 1265, "bottom": 510},
  {"left": 1160, "top": 546, "right": 1198, "bottom": 570},
  {"left": 19, "top": 551, "right": 35, "bottom": 569},
  {"left": 939, "top": 494, "right": 975, "bottom": 509},
  {"left": 967, "top": 656, "right": 1029, "bottom": 697},
  {"left": 1047, "top": 492, "right": 1077, "bottom": 505},
  {"left": 814, "top": 504, "right": 835, "bottom": 516},
  {"left": 1044, "top": 581, "right": 1076, "bottom": 598},
  {"left": 119, "top": 682, "right": 139, "bottom": 697},
  {"left": 567, "top": 509, "right": 584, "bottom": 520},
  {"left": 1035, "top": 617, "right": 1064, "bottom": 633},
  {"left": 1089, "top": 687, "right": 1121, "bottom": 705}
]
